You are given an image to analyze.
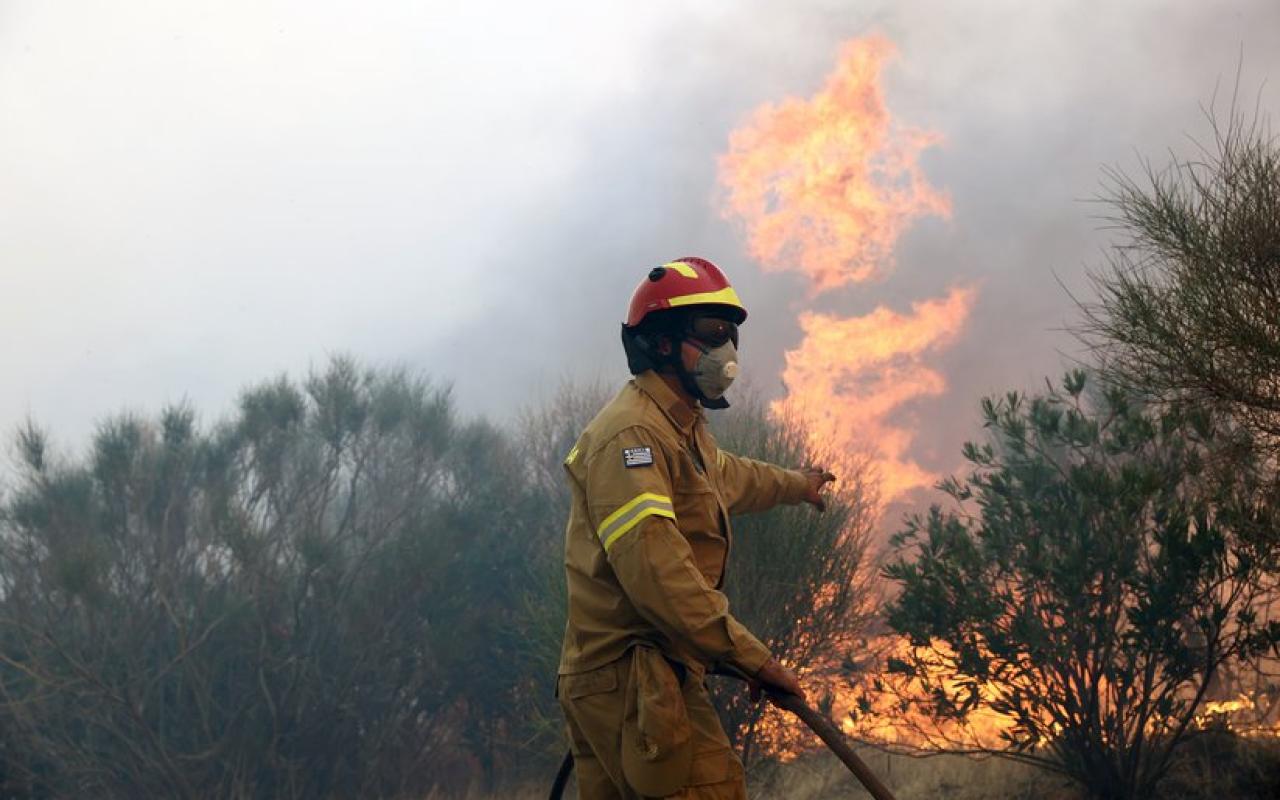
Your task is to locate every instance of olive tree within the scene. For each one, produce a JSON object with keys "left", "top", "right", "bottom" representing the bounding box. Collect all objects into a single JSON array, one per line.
[{"left": 884, "top": 371, "right": 1280, "bottom": 800}]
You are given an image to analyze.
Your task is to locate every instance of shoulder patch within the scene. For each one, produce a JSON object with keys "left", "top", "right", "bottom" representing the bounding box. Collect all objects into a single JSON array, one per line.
[{"left": 623, "top": 446, "right": 654, "bottom": 468}]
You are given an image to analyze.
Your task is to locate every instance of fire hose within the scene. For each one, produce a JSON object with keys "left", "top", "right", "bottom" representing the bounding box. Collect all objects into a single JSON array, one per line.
[{"left": 548, "top": 667, "right": 897, "bottom": 800}]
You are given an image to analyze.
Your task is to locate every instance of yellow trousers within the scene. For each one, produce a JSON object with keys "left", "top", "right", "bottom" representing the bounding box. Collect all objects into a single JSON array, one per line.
[{"left": 558, "top": 650, "right": 747, "bottom": 800}]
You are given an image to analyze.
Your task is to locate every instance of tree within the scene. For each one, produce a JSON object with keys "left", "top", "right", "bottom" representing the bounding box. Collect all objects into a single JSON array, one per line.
[
  {"left": 0, "top": 365, "right": 880, "bottom": 795},
  {"left": 1078, "top": 105, "right": 1280, "bottom": 451},
  {"left": 510, "top": 381, "right": 617, "bottom": 763},
  {"left": 0, "top": 357, "right": 555, "bottom": 798},
  {"left": 883, "top": 371, "right": 1280, "bottom": 800}
]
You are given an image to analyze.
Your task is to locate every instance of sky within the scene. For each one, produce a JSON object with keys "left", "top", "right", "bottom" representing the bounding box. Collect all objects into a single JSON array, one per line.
[{"left": 3, "top": 0, "right": 1280, "bottom": 491}]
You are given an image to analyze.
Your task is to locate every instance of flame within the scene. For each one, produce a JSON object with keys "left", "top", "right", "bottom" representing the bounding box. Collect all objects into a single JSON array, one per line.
[
  {"left": 775, "top": 288, "right": 976, "bottom": 501},
  {"left": 719, "top": 35, "right": 950, "bottom": 295},
  {"left": 719, "top": 34, "right": 968, "bottom": 503},
  {"left": 714, "top": 33, "right": 984, "bottom": 760},
  {"left": 716, "top": 36, "right": 1280, "bottom": 763},
  {"left": 1195, "top": 690, "right": 1280, "bottom": 737},
  {"left": 846, "top": 645, "right": 1280, "bottom": 752}
]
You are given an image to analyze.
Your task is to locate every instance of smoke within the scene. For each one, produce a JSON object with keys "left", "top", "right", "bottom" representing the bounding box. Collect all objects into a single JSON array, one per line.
[{"left": 2, "top": 0, "right": 1279, "bottom": 492}]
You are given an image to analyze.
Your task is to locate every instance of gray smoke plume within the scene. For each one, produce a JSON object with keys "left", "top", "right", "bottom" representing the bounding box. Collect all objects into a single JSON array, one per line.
[{"left": 2, "top": 0, "right": 1279, "bottom": 488}]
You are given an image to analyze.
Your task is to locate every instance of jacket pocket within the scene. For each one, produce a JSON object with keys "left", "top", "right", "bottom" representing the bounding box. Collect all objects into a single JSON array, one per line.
[
  {"left": 560, "top": 662, "right": 618, "bottom": 700},
  {"left": 622, "top": 646, "right": 693, "bottom": 797},
  {"left": 674, "top": 448, "right": 716, "bottom": 495},
  {"left": 673, "top": 450, "right": 724, "bottom": 534}
]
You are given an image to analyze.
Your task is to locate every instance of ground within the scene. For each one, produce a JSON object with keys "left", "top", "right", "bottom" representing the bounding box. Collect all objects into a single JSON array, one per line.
[{"left": 430, "top": 732, "right": 1280, "bottom": 799}]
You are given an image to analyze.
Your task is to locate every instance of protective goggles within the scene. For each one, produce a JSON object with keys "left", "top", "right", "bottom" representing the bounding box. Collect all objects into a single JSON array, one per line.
[{"left": 686, "top": 314, "right": 739, "bottom": 348}]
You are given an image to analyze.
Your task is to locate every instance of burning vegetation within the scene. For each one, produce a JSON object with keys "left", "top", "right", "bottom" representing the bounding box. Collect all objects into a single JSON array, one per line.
[
  {"left": 717, "top": 31, "right": 1280, "bottom": 800},
  {"left": 1, "top": 26, "right": 1279, "bottom": 800}
]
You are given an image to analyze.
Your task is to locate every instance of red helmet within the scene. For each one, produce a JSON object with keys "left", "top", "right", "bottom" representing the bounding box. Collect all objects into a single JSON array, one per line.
[{"left": 625, "top": 257, "right": 747, "bottom": 328}]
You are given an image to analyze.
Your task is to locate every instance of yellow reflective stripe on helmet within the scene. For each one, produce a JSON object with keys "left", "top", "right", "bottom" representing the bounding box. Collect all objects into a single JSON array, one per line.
[
  {"left": 667, "top": 286, "right": 743, "bottom": 309},
  {"left": 565, "top": 444, "right": 580, "bottom": 465},
  {"left": 663, "top": 261, "right": 700, "bottom": 279},
  {"left": 597, "top": 492, "right": 675, "bottom": 552}
]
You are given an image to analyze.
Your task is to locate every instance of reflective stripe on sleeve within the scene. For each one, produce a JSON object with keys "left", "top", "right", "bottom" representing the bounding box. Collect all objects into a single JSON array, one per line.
[{"left": 597, "top": 492, "right": 675, "bottom": 552}]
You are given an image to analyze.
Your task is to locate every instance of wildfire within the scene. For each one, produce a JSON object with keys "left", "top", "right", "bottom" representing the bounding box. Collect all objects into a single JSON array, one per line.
[
  {"left": 718, "top": 34, "right": 968, "bottom": 504},
  {"left": 777, "top": 289, "right": 975, "bottom": 502},
  {"left": 1195, "top": 693, "right": 1280, "bottom": 737},
  {"left": 719, "top": 35, "right": 950, "bottom": 295},
  {"left": 715, "top": 33, "right": 1280, "bottom": 765}
]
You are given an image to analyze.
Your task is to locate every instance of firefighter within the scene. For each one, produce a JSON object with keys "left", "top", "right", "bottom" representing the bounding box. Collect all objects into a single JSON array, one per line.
[{"left": 557, "top": 257, "right": 835, "bottom": 799}]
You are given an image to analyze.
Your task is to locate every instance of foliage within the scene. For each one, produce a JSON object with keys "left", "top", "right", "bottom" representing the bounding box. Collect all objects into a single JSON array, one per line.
[
  {"left": 0, "top": 357, "right": 552, "bottom": 798},
  {"left": 1078, "top": 105, "right": 1280, "bottom": 453},
  {"left": 509, "top": 381, "right": 616, "bottom": 761},
  {"left": 883, "top": 371, "right": 1280, "bottom": 800},
  {"left": 0, "top": 364, "right": 878, "bottom": 796}
]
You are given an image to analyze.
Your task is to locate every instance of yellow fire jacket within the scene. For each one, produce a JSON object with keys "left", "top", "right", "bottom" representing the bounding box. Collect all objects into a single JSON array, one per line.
[{"left": 558, "top": 371, "right": 811, "bottom": 680}]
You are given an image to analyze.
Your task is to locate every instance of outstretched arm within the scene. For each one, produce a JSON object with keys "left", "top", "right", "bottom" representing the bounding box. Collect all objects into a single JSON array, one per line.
[{"left": 716, "top": 449, "right": 836, "bottom": 515}]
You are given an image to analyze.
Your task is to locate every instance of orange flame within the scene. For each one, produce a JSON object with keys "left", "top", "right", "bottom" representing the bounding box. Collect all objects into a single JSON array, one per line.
[
  {"left": 719, "top": 35, "right": 950, "bottom": 295},
  {"left": 775, "top": 288, "right": 976, "bottom": 501},
  {"left": 719, "top": 34, "right": 969, "bottom": 503},
  {"left": 716, "top": 36, "right": 1280, "bottom": 761}
]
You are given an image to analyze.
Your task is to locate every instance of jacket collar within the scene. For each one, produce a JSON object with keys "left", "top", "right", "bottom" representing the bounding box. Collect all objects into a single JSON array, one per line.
[{"left": 635, "top": 370, "right": 700, "bottom": 436}]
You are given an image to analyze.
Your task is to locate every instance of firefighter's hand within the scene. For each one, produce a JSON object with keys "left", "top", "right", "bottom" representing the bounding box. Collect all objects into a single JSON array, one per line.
[
  {"left": 750, "top": 657, "right": 806, "bottom": 704},
  {"left": 802, "top": 468, "right": 836, "bottom": 512}
]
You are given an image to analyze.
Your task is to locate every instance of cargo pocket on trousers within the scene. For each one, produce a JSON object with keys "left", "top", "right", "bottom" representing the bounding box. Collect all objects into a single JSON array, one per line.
[
  {"left": 686, "top": 747, "right": 743, "bottom": 786},
  {"left": 622, "top": 646, "right": 694, "bottom": 797},
  {"left": 558, "top": 663, "right": 621, "bottom": 758}
]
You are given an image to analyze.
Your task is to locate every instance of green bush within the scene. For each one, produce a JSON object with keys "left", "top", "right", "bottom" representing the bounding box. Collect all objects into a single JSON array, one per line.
[{"left": 884, "top": 371, "right": 1280, "bottom": 800}]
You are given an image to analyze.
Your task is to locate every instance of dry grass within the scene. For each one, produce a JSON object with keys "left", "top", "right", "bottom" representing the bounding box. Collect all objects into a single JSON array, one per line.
[
  {"left": 748, "top": 749, "right": 1079, "bottom": 800},
  {"left": 433, "top": 735, "right": 1280, "bottom": 799},
  {"left": 443, "top": 749, "right": 1080, "bottom": 800},
  {"left": 423, "top": 788, "right": 547, "bottom": 800}
]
